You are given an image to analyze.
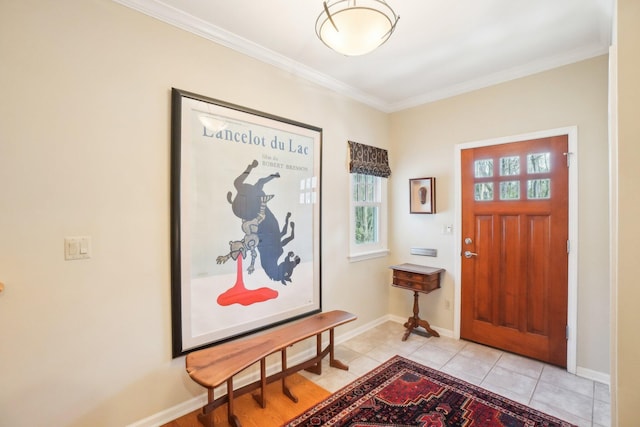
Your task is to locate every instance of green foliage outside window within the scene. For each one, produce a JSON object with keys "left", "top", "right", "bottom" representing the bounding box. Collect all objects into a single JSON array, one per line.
[
  {"left": 353, "top": 173, "right": 380, "bottom": 245},
  {"left": 355, "top": 206, "right": 378, "bottom": 244}
]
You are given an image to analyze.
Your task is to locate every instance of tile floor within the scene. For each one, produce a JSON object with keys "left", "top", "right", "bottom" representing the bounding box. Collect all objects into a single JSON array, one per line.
[{"left": 299, "top": 321, "right": 610, "bottom": 427}]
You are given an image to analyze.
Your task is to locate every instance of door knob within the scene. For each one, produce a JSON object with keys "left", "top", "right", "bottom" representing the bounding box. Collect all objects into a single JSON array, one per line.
[{"left": 464, "top": 250, "right": 478, "bottom": 258}]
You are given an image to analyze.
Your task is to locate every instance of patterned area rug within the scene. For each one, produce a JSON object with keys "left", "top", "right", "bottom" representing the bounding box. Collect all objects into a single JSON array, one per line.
[{"left": 283, "top": 355, "right": 576, "bottom": 427}]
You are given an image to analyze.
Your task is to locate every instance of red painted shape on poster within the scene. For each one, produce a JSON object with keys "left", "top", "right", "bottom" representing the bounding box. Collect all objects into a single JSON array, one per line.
[{"left": 217, "top": 254, "right": 278, "bottom": 306}]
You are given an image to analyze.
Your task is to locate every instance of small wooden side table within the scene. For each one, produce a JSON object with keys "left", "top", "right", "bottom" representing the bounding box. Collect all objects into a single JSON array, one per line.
[{"left": 390, "top": 263, "right": 444, "bottom": 341}]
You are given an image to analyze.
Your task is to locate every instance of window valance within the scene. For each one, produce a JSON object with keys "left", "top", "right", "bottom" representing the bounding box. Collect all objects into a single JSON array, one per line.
[{"left": 348, "top": 141, "right": 391, "bottom": 178}]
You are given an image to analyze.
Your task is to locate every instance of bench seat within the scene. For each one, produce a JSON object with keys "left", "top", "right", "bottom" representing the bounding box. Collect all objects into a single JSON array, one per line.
[{"left": 185, "top": 310, "right": 357, "bottom": 427}]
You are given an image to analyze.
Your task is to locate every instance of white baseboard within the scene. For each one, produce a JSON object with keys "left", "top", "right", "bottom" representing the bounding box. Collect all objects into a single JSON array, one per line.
[
  {"left": 576, "top": 366, "right": 610, "bottom": 385},
  {"left": 127, "top": 314, "right": 392, "bottom": 427},
  {"left": 127, "top": 393, "right": 206, "bottom": 427},
  {"left": 388, "top": 315, "right": 610, "bottom": 384},
  {"left": 386, "top": 314, "right": 455, "bottom": 338},
  {"left": 127, "top": 314, "right": 608, "bottom": 426}
]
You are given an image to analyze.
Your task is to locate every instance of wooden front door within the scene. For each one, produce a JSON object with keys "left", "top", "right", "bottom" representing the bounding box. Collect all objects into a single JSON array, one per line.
[{"left": 460, "top": 135, "right": 569, "bottom": 367}]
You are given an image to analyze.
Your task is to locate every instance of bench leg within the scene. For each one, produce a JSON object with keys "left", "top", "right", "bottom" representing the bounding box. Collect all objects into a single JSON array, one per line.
[
  {"left": 227, "top": 377, "right": 242, "bottom": 427},
  {"left": 197, "top": 389, "right": 215, "bottom": 427},
  {"left": 281, "top": 348, "right": 298, "bottom": 403},
  {"left": 329, "top": 328, "right": 349, "bottom": 370},
  {"left": 252, "top": 358, "right": 267, "bottom": 408},
  {"left": 304, "top": 333, "right": 323, "bottom": 375},
  {"left": 316, "top": 333, "right": 323, "bottom": 374}
]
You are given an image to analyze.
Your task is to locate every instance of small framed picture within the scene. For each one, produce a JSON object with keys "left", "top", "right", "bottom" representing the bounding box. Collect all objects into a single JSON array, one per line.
[{"left": 409, "top": 177, "right": 436, "bottom": 214}]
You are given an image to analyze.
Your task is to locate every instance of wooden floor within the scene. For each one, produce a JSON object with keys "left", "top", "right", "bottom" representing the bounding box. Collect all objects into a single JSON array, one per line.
[{"left": 161, "top": 373, "right": 330, "bottom": 427}]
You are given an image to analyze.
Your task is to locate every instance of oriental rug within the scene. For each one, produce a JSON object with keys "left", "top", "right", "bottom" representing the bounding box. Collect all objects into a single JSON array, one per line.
[{"left": 283, "top": 355, "right": 576, "bottom": 427}]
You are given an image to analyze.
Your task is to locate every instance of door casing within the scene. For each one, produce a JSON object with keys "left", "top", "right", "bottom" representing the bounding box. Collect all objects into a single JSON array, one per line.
[{"left": 454, "top": 126, "right": 578, "bottom": 374}]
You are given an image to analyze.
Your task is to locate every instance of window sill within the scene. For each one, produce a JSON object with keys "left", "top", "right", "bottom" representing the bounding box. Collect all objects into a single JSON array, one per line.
[{"left": 348, "top": 249, "right": 390, "bottom": 263}]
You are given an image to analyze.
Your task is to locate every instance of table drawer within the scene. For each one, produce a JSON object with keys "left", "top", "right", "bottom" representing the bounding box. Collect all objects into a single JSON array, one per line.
[{"left": 393, "top": 270, "right": 440, "bottom": 292}]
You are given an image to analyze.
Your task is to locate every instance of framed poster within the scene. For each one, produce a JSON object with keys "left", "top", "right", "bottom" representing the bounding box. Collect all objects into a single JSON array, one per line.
[
  {"left": 409, "top": 177, "right": 436, "bottom": 214},
  {"left": 170, "top": 88, "right": 322, "bottom": 357}
]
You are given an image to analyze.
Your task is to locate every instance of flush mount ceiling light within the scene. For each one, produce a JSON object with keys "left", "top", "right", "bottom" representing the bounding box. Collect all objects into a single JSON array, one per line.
[{"left": 316, "top": 0, "right": 400, "bottom": 56}]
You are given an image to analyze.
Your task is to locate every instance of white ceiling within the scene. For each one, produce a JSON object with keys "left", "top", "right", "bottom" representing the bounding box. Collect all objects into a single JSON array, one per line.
[{"left": 114, "top": 0, "right": 614, "bottom": 112}]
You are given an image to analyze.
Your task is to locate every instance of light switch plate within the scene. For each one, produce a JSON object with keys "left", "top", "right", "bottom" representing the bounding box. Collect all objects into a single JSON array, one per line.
[{"left": 65, "top": 236, "right": 91, "bottom": 260}]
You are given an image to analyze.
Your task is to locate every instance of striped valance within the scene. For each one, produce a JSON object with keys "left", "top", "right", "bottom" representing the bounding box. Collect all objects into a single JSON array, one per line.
[{"left": 348, "top": 141, "right": 391, "bottom": 178}]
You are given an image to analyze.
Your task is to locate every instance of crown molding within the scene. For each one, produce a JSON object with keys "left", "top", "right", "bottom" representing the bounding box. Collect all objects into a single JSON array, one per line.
[
  {"left": 111, "top": 0, "right": 389, "bottom": 111},
  {"left": 112, "top": 0, "right": 610, "bottom": 113},
  {"left": 388, "top": 42, "right": 610, "bottom": 112}
]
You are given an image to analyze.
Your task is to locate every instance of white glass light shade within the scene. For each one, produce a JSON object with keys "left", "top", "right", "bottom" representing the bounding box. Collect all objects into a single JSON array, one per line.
[{"left": 316, "top": 0, "right": 399, "bottom": 56}]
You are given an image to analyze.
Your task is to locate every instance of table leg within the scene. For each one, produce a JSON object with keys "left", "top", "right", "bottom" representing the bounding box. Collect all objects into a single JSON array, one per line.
[{"left": 402, "top": 291, "right": 440, "bottom": 341}]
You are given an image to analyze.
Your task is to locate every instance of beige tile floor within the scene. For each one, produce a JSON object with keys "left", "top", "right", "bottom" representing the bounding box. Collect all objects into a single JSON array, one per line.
[{"left": 299, "top": 321, "right": 610, "bottom": 427}]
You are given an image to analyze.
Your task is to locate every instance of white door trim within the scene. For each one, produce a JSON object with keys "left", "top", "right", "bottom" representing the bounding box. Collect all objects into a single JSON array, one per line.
[{"left": 453, "top": 126, "right": 578, "bottom": 373}]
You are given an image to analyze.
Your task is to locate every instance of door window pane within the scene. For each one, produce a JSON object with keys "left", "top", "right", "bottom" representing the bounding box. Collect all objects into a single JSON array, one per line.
[
  {"left": 500, "top": 156, "right": 520, "bottom": 176},
  {"left": 527, "top": 152, "right": 551, "bottom": 173},
  {"left": 500, "top": 181, "right": 520, "bottom": 200},
  {"left": 474, "top": 182, "right": 494, "bottom": 201},
  {"left": 528, "top": 179, "right": 551, "bottom": 199},
  {"left": 474, "top": 159, "right": 493, "bottom": 178}
]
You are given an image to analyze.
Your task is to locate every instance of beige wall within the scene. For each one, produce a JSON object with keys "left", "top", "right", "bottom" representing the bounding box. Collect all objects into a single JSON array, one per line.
[
  {"left": 613, "top": 0, "right": 640, "bottom": 425},
  {"left": 0, "top": 1, "right": 392, "bottom": 426},
  {"left": 389, "top": 56, "right": 610, "bottom": 374},
  {"left": 0, "top": 1, "right": 617, "bottom": 426}
]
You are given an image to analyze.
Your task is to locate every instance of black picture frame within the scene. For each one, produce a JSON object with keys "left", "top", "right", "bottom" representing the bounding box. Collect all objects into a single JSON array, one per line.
[{"left": 170, "top": 88, "right": 322, "bottom": 357}]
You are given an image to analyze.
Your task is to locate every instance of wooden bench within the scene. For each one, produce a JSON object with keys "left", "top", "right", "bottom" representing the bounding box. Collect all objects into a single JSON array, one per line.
[{"left": 185, "top": 310, "right": 357, "bottom": 427}]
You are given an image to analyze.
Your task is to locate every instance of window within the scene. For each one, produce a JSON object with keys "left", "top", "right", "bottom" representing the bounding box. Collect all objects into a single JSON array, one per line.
[
  {"left": 349, "top": 173, "right": 388, "bottom": 261},
  {"left": 473, "top": 151, "right": 552, "bottom": 201},
  {"left": 347, "top": 140, "right": 391, "bottom": 261}
]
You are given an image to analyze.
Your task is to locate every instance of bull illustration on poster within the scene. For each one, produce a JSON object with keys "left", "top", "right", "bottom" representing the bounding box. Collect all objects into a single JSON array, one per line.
[{"left": 215, "top": 160, "right": 301, "bottom": 307}]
